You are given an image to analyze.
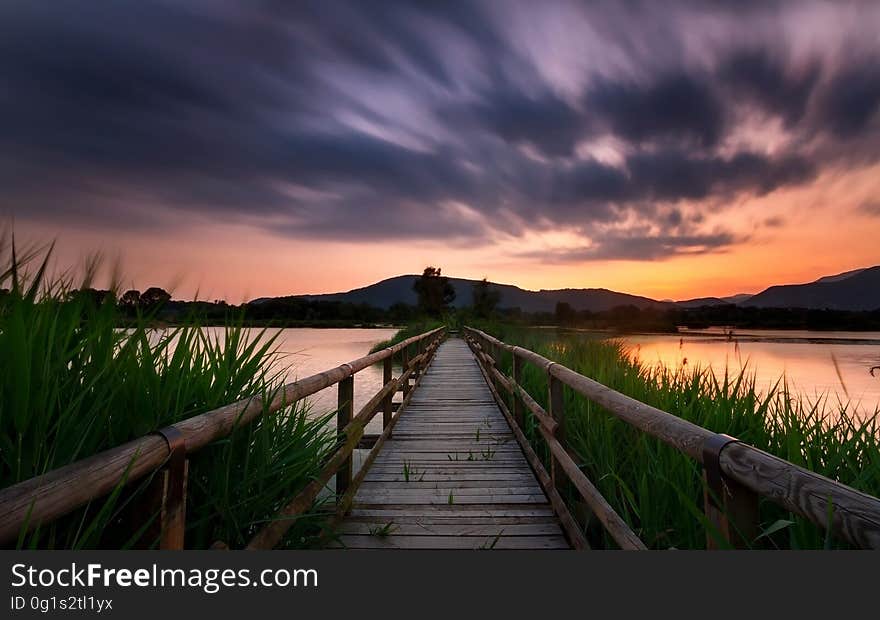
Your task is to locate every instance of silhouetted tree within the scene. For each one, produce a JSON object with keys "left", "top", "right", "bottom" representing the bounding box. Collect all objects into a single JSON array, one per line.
[
  {"left": 68, "top": 287, "right": 113, "bottom": 307},
  {"left": 119, "top": 289, "right": 141, "bottom": 310},
  {"left": 140, "top": 287, "right": 171, "bottom": 310},
  {"left": 555, "top": 301, "right": 576, "bottom": 325},
  {"left": 388, "top": 302, "right": 416, "bottom": 323},
  {"left": 413, "top": 266, "right": 455, "bottom": 317},
  {"left": 472, "top": 278, "right": 500, "bottom": 319}
]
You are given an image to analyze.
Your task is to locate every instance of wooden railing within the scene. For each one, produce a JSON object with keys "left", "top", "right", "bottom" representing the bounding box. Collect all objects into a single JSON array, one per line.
[
  {"left": 463, "top": 326, "right": 880, "bottom": 549},
  {"left": 0, "top": 327, "right": 446, "bottom": 549}
]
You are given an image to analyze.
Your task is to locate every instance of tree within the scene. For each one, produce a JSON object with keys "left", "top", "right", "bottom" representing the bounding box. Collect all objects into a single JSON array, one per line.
[
  {"left": 471, "top": 278, "right": 500, "bottom": 319},
  {"left": 119, "top": 289, "right": 141, "bottom": 310},
  {"left": 67, "top": 287, "right": 113, "bottom": 307},
  {"left": 388, "top": 302, "right": 415, "bottom": 323},
  {"left": 413, "top": 266, "right": 455, "bottom": 317},
  {"left": 140, "top": 287, "right": 171, "bottom": 310},
  {"left": 555, "top": 301, "right": 576, "bottom": 325}
]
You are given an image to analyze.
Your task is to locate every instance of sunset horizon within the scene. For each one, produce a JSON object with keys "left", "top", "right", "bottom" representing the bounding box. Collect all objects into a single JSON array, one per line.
[{"left": 8, "top": 225, "right": 878, "bottom": 303}]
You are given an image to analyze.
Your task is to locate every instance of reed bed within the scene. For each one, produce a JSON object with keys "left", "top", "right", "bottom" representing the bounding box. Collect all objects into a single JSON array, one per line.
[
  {"left": 477, "top": 323, "right": 880, "bottom": 549},
  {"left": 0, "top": 237, "right": 335, "bottom": 549}
]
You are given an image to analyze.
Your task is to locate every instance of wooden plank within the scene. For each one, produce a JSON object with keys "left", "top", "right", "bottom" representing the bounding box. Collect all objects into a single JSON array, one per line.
[
  {"left": 340, "top": 523, "right": 564, "bottom": 536},
  {"left": 353, "top": 495, "right": 549, "bottom": 505},
  {"left": 337, "top": 338, "right": 573, "bottom": 551},
  {"left": 360, "top": 479, "right": 541, "bottom": 489},
  {"left": 344, "top": 515, "right": 560, "bottom": 525},
  {"left": 334, "top": 535, "right": 569, "bottom": 550},
  {"left": 348, "top": 507, "right": 558, "bottom": 518}
]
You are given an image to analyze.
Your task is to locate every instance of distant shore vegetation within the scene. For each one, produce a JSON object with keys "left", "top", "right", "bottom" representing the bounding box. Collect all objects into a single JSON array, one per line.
[{"left": 11, "top": 261, "right": 880, "bottom": 332}]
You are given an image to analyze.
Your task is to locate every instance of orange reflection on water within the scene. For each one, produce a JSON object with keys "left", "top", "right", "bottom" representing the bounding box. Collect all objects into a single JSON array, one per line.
[{"left": 621, "top": 331, "right": 880, "bottom": 416}]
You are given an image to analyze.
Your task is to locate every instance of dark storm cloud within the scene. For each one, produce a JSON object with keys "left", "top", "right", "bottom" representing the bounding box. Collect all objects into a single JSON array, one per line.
[
  {"left": 550, "top": 149, "right": 815, "bottom": 208},
  {"left": 2, "top": 0, "right": 879, "bottom": 260},
  {"left": 586, "top": 74, "right": 725, "bottom": 148},
  {"left": 472, "top": 90, "right": 587, "bottom": 157},
  {"left": 718, "top": 50, "right": 821, "bottom": 126},
  {"left": 517, "top": 232, "right": 741, "bottom": 263},
  {"left": 817, "top": 62, "right": 880, "bottom": 138}
]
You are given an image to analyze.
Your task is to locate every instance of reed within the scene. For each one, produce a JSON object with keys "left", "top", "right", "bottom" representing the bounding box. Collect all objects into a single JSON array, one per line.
[
  {"left": 476, "top": 322, "right": 880, "bottom": 549},
  {"left": 0, "top": 236, "right": 334, "bottom": 549}
]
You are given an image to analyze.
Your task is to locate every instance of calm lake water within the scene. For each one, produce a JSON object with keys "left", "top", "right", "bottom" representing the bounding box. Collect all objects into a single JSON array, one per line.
[
  {"left": 269, "top": 327, "right": 399, "bottom": 427},
  {"left": 211, "top": 327, "right": 880, "bottom": 422},
  {"left": 619, "top": 328, "right": 880, "bottom": 416},
  {"left": 259, "top": 327, "right": 400, "bottom": 481}
]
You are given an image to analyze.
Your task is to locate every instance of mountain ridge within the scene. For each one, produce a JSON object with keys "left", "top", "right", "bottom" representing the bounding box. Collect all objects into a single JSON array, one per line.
[
  {"left": 745, "top": 265, "right": 880, "bottom": 310},
  {"left": 251, "top": 266, "right": 880, "bottom": 312}
]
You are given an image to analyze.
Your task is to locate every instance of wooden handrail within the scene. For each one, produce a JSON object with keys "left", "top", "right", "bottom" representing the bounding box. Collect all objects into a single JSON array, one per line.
[
  {"left": 246, "top": 334, "right": 444, "bottom": 549},
  {"left": 463, "top": 326, "right": 880, "bottom": 549},
  {"left": 0, "top": 327, "right": 446, "bottom": 546},
  {"left": 465, "top": 329, "right": 642, "bottom": 549}
]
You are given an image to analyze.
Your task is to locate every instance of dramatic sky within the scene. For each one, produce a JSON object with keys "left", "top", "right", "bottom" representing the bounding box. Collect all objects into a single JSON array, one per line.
[{"left": 3, "top": 0, "right": 880, "bottom": 301}]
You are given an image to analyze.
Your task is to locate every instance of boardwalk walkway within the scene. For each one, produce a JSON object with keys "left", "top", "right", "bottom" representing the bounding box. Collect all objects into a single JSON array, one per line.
[{"left": 337, "top": 338, "right": 570, "bottom": 549}]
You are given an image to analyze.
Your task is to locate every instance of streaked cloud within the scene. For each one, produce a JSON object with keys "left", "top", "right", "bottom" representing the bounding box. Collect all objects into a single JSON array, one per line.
[{"left": 2, "top": 0, "right": 879, "bottom": 269}]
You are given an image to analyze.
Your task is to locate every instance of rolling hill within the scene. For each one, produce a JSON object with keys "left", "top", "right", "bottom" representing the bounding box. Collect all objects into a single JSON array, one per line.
[
  {"left": 278, "top": 275, "right": 667, "bottom": 313},
  {"left": 744, "top": 266, "right": 880, "bottom": 310},
  {"left": 251, "top": 266, "right": 880, "bottom": 312}
]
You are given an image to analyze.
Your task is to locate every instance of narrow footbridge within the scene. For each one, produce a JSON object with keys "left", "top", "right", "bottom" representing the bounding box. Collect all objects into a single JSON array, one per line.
[
  {"left": 336, "top": 338, "right": 569, "bottom": 549},
  {"left": 2, "top": 327, "right": 880, "bottom": 550}
]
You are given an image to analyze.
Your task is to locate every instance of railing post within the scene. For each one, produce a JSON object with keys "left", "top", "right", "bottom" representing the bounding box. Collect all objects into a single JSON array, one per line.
[
  {"left": 702, "top": 434, "right": 759, "bottom": 549},
  {"left": 512, "top": 351, "right": 524, "bottom": 429},
  {"left": 491, "top": 342, "right": 501, "bottom": 396},
  {"left": 402, "top": 345, "right": 411, "bottom": 398},
  {"left": 413, "top": 338, "right": 423, "bottom": 382},
  {"left": 382, "top": 356, "right": 393, "bottom": 431},
  {"left": 548, "top": 370, "right": 565, "bottom": 495},
  {"left": 154, "top": 426, "right": 188, "bottom": 550},
  {"left": 337, "top": 375, "right": 354, "bottom": 497}
]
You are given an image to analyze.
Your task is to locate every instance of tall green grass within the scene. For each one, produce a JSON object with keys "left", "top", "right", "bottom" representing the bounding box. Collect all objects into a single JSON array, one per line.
[
  {"left": 476, "top": 323, "right": 880, "bottom": 549},
  {"left": 0, "top": 236, "right": 335, "bottom": 549}
]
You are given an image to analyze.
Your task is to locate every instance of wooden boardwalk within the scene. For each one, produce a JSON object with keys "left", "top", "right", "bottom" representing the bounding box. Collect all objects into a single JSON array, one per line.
[{"left": 337, "top": 338, "right": 570, "bottom": 549}]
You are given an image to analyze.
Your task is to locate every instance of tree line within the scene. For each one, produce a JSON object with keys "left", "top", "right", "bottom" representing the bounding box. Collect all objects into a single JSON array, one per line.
[{"left": 11, "top": 267, "right": 880, "bottom": 331}]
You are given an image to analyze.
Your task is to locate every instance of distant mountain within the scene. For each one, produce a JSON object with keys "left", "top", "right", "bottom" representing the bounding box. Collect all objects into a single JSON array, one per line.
[
  {"left": 813, "top": 268, "right": 866, "bottom": 284},
  {"left": 667, "top": 293, "right": 753, "bottom": 308},
  {"left": 745, "top": 266, "right": 880, "bottom": 311},
  {"left": 275, "top": 275, "right": 667, "bottom": 313},
  {"left": 250, "top": 266, "right": 880, "bottom": 313},
  {"left": 722, "top": 293, "right": 754, "bottom": 305},
  {"left": 676, "top": 297, "right": 731, "bottom": 308}
]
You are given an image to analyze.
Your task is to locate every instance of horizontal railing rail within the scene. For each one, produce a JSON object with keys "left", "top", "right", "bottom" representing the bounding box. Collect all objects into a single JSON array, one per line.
[
  {"left": 463, "top": 326, "right": 880, "bottom": 549},
  {"left": 246, "top": 330, "right": 444, "bottom": 549},
  {"left": 0, "top": 327, "right": 447, "bottom": 548}
]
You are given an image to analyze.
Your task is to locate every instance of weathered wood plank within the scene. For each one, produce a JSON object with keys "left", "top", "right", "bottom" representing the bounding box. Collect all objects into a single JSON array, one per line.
[
  {"left": 344, "top": 515, "right": 560, "bottom": 525},
  {"left": 353, "top": 494, "right": 549, "bottom": 505},
  {"left": 338, "top": 338, "right": 572, "bottom": 550},
  {"left": 348, "top": 506, "right": 558, "bottom": 518},
  {"left": 340, "top": 522, "right": 564, "bottom": 536},
  {"left": 334, "top": 534, "right": 569, "bottom": 550}
]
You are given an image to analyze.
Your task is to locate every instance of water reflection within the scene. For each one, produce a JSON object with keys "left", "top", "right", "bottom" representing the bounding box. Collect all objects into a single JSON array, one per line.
[
  {"left": 619, "top": 330, "right": 880, "bottom": 415},
  {"left": 270, "top": 327, "right": 399, "bottom": 431}
]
